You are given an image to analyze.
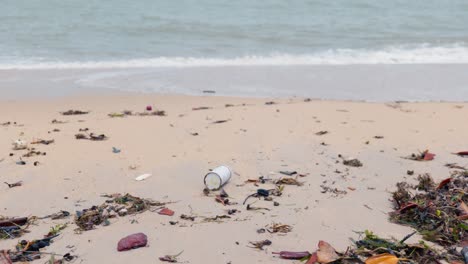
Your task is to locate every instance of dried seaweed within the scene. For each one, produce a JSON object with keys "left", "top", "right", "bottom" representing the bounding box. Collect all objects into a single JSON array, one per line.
[
  {"left": 276, "top": 178, "right": 303, "bottom": 186},
  {"left": 390, "top": 173, "right": 467, "bottom": 248},
  {"left": 249, "top": 239, "right": 272, "bottom": 250},
  {"left": 61, "top": 110, "right": 89, "bottom": 115},
  {"left": 75, "top": 194, "right": 166, "bottom": 231},
  {"left": 267, "top": 223, "right": 292, "bottom": 234}
]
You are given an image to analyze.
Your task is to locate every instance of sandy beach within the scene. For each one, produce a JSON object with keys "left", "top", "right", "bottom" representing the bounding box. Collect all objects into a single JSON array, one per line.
[{"left": 0, "top": 93, "right": 467, "bottom": 263}]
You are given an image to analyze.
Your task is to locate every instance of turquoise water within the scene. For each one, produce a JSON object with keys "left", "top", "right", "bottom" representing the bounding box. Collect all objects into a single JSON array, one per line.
[{"left": 2, "top": 0, "right": 468, "bottom": 67}]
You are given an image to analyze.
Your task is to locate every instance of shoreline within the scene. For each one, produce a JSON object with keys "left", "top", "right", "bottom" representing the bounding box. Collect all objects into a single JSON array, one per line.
[{"left": 1, "top": 63, "right": 468, "bottom": 102}]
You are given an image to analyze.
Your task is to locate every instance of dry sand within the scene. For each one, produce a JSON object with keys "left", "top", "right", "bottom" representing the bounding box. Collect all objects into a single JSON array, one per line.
[{"left": 0, "top": 94, "right": 467, "bottom": 263}]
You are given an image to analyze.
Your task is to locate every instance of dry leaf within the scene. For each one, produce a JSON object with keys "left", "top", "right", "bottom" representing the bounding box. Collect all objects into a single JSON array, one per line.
[
  {"left": 316, "top": 240, "right": 339, "bottom": 263},
  {"left": 365, "top": 253, "right": 399, "bottom": 264}
]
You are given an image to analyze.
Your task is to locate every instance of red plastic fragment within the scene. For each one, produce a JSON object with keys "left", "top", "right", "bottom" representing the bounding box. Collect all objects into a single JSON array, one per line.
[{"left": 158, "top": 208, "right": 175, "bottom": 216}]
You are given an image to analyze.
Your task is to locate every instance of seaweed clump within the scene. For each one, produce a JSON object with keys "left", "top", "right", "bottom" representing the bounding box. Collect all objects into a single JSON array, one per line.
[{"left": 390, "top": 173, "right": 467, "bottom": 247}]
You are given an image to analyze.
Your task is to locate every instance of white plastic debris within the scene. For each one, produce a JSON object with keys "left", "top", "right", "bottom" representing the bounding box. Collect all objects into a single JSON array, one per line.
[{"left": 135, "top": 173, "right": 152, "bottom": 181}]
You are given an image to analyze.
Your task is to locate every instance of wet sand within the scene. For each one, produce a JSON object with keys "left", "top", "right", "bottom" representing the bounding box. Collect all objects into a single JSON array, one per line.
[{"left": 0, "top": 94, "right": 467, "bottom": 263}]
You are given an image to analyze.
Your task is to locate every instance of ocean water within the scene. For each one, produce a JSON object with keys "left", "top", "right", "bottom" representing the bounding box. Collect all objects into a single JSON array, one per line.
[{"left": 1, "top": 0, "right": 468, "bottom": 68}]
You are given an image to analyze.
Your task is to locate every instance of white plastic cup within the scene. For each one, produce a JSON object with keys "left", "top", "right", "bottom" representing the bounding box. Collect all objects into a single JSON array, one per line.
[{"left": 204, "top": 165, "right": 232, "bottom": 190}]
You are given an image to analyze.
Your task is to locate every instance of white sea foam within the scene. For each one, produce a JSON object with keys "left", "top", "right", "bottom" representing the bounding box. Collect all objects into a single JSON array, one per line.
[{"left": 1, "top": 44, "right": 468, "bottom": 69}]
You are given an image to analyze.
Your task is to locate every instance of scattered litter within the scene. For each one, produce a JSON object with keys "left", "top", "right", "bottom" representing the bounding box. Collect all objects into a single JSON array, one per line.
[
  {"left": 265, "top": 101, "right": 276, "bottom": 105},
  {"left": 192, "top": 106, "right": 211, "bottom": 111},
  {"left": 315, "top": 131, "right": 328, "bottom": 136},
  {"left": 445, "top": 163, "right": 466, "bottom": 170},
  {"left": 75, "top": 194, "right": 166, "bottom": 231},
  {"left": 276, "top": 178, "right": 303, "bottom": 186},
  {"left": 23, "top": 149, "right": 46, "bottom": 157},
  {"left": 343, "top": 158, "right": 363, "bottom": 167},
  {"left": 12, "top": 140, "right": 27, "bottom": 150},
  {"left": 204, "top": 166, "right": 232, "bottom": 190},
  {"left": 180, "top": 214, "right": 196, "bottom": 221},
  {"left": 146, "top": 105, "right": 153, "bottom": 111},
  {"left": 374, "top": 135, "right": 384, "bottom": 139},
  {"left": 112, "top": 147, "right": 121, "bottom": 154},
  {"left": 159, "top": 251, "right": 184, "bottom": 262},
  {"left": 75, "top": 133, "right": 107, "bottom": 141},
  {"left": 61, "top": 110, "right": 89, "bottom": 115},
  {"left": 31, "top": 139, "right": 54, "bottom": 145},
  {"left": 404, "top": 149, "right": 435, "bottom": 161},
  {"left": 117, "top": 233, "right": 147, "bottom": 251},
  {"left": 135, "top": 173, "right": 151, "bottom": 181},
  {"left": 16, "top": 159, "right": 26, "bottom": 165},
  {"left": 249, "top": 240, "right": 272, "bottom": 250},
  {"left": 51, "top": 119, "right": 67, "bottom": 124},
  {"left": 40, "top": 210, "right": 70, "bottom": 220},
  {"left": 203, "top": 90, "right": 216, "bottom": 94},
  {"left": 279, "top": 170, "right": 297, "bottom": 176},
  {"left": 108, "top": 110, "right": 166, "bottom": 117},
  {"left": 212, "top": 119, "right": 230, "bottom": 124},
  {"left": 267, "top": 223, "right": 292, "bottom": 234},
  {"left": 4, "top": 181, "right": 22, "bottom": 188},
  {"left": 273, "top": 251, "right": 310, "bottom": 259},
  {"left": 158, "top": 208, "right": 175, "bottom": 216},
  {"left": 454, "top": 151, "right": 468, "bottom": 157}
]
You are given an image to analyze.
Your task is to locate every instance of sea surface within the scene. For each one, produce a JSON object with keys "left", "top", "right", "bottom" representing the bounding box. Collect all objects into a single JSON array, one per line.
[{"left": 1, "top": 0, "right": 468, "bottom": 100}]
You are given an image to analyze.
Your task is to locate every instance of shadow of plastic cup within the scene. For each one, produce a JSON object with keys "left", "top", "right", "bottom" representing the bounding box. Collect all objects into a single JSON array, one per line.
[{"left": 204, "top": 165, "right": 232, "bottom": 190}]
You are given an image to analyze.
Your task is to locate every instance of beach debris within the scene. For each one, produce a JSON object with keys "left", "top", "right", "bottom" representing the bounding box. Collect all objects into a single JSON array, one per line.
[
  {"left": 146, "top": 105, "right": 152, "bottom": 111},
  {"left": 135, "top": 173, "right": 151, "bottom": 181},
  {"left": 406, "top": 170, "right": 414, "bottom": 175},
  {"left": 74, "top": 133, "right": 107, "bottom": 141},
  {"left": 462, "top": 247, "right": 468, "bottom": 263},
  {"left": 343, "top": 158, "right": 363, "bottom": 167},
  {"left": 279, "top": 170, "right": 297, "bottom": 176},
  {"left": 180, "top": 214, "right": 196, "bottom": 221},
  {"left": 138, "top": 110, "right": 166, "bottom": 116},
  {"left": 276, "top": 177, "right": 303, "bottom": 186},
  {"left": 158, "top": 208, "right": 175, "bottom": 216},
  {"left": 272, "top": 251, "right": 310, "bottom": 260},
  {"left": 117, "top": 233, "right": 148, "bottom": 252},
  {"left": 31, "top": 139, "right": 54, "bottom": 145},
  {"left": 204, "top": 166, "right": 232, "bottom": 190},
  {"left": 4, "top": 181, "right": 22, "bottom": 188},
  {"left": 215, "top": 195, "right": 230, "bottom": 206},
  {"left": 454, "top": 151, "right": 468, "bottom": 157},
  {"left": 212, "top": 119, "right": 230, "bottom": 124},
  {"left": 202, "top": 215, "right": 231, "bottom": 223},
  {"left": 390, "top": 173, "right": 467, "bottom": 247},
  {"left": 23, "top": 149, "right": 46, "bottom": 157},
  {"left": 267, "top": 223, "right": 292, "bottom": 234},
  {"left": 112, "top": 147, "right": 121, "bottom": 154},
  {"left": 249, "top": 239, "right": 272, "bottom": 250},
  {"left": 159, "top": 251, "right": 184, "bottom": 263},
  {"left": 51, "top": 119, "right": 67, "bottom": 124},
  {"left": 12, "top": 140, "right": 27, "bottom": 150},
  {"left": 445, "top": 163, "right": 467, "bottom": 170},
  {"left": 316, "top": 240, "right": 339, "bottom": 263},
  {"left": 404, "top": 149, "right": 435, "bottom": 161},
  {"left": 320, "top": 185, "right": 347, "bottom": 196},
  {"left": 7, "top": 234, "right": 59, "bottom": 262},
  {"left": 265, "top": 101, "right": 276, "bottom": 105},
  {"left": 364, "top": 253, "right": 399, "bottom": 264},
  {"left": 315, "top": 131, "right": 329, "bottom": 136},
  {"left": 192, "top": 106, "right": 211, "bottom": 111},
  {"left": 374, "top": 135, "right": 384, "bottom": 139},
  {"left": 203, "top": 90, "right": 216, "bottom": 94},
  {"left": 16, "top": 159, "right": 26, "bottom": 165},
  {"left": 40, "top": 210, "right": 70, "bottom": 220},
  {"left": 61, "top": 110, "right": 89, "bottom": 116},
  {"left": 0, "top": 217, "right": 30, "bottom": 240},
  {"left": 45, "top": 224, "right": 68, "bottom": 237},
  {"left": 75, "top": 194, "right": 166, "bottom": 231},
  {"left": 243, "top": 188, "right": 271, "bottom": 205}
]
